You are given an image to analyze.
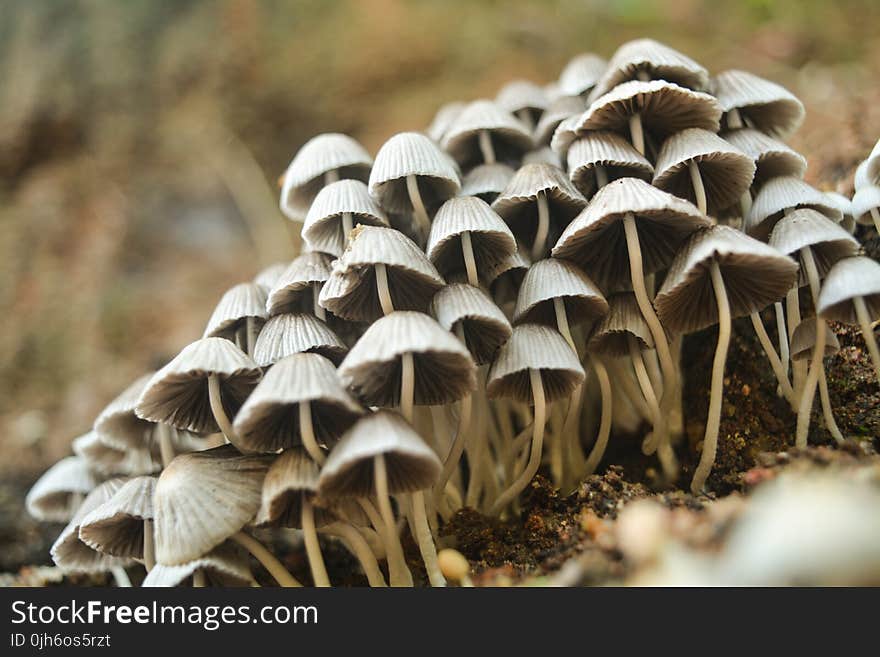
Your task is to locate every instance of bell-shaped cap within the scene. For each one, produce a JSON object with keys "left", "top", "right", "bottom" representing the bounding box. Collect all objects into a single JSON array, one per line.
[
  {"left": 534, "top": 95, "right": 585, "bottom": 146},
  {"left": 487, "top": 324, "right": 584, "bottom": 403},
  {"left": 280, "top": 133, "right": 372, "bottom": 220},
  {"left": 722, "top": 128, "right": 807, "bottom": 189},
  {"left": 431, "top": 283, "right": 512, "bottom": 365},
  {"left": 254, "top": 262, "right": 288, "bottom": 293},
  {"left": 73, "top": 431, "right": 160, "bottom": 477},
  {"left": 460, "top": 163, "right": 516, "bottom": 202},
  {"left": 824, "top": 192, "right": 855, "bottom": 229},
  {"left": 552, "top": 177, "right": 711, "bottom": 291},
  {"left": 93, "top": 373, "right": 156, "bottom": 450},
  {"left": 656, "top": 225, "right": 799, "bottom": 334},
  {"left": 252, "top": 313, "right": 347, "bottom": 367},
  {"left": 587, "top": 292, "right": 653, "bottom": 356},
  {"left": 26, "top": 455, "right": 98, "bottom": 523},
  {"left": 78, "top": 476, "right": 156, "bottom": 559},
  {"left": 441, "top": 100, "right": 533, "bottom": 169},
  {"left": 768, "top": 208, "right": 860, "bottom": 285},
  {"left": 558, "top": 53, "right": 608, "bottom": 97},
  {"left": 852, "top": 185, "right": 880, "bottom": 226},
  {"left": 713, "top": 70, "right": 805, "bottom": 139},
  {"left": 266, "top": 253, "right": 333, "bottom": 316},
  {"left": 232, "top": 353, "right": 363, "bottom": 453},
  {"left": 567, "top": 131, "right": 654, "bottom": 198},
  {"left": 747, "top": 176, "right": 843, "bottom": 240},
  {"left": 790, "top": 318, "right": 841, "bottom": 362},
  {"left": 496, "top": 79, "right": 548, "bottom": 119},
  {"left": 855, "top": 160, "right": 872, "bottom": 191},
  {"left": 317, "top": 410, "right": 442, "bottom": 499},
  {"left": 256, "top": 449, "right": 330, "bottom": 528},
  {"left": 513, "top": 258, "right": 608, "bottom": 327},
  {"left": 135, "top": 338, "right": 261, "bottom": 434},
  {"left": 427, "top": 101, "right": 466, "bottom": 143},
  {"left": 550, "top": 114, "right": 581, "bottom": 159},
  {"left": 143, "top": 541, "right": 254, "bottom": 587},
  {"left": 653, "top": 128, "right": 756, "bottom": 215},
  {"left": 817, "top": 256, "right": 880, "bottom": 325},
  {"left": 303, "top": 180, "right": 389, "bottom": 257},
  {"left": 203, "top": 282, "right": 267, "bottom": 341},
  {"left": 866, "top": 139, "right": 880, "bottom": 186},
  {"left": 319, "top": 225, "right": 445, "bottom": 322},
  {"left": 153, "top": 444, "right": 272, "bottom": 565},
  {"left": 338, "top": 311, "right": 476, "bottom": 407},
  {"left": 486, "top": 250, "right": 530, "bottom": 298}
]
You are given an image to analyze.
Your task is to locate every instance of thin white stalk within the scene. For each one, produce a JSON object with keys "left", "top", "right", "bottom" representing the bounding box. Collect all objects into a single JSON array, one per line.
[
  {"left": 787, "top": 287, "right": 806, "bottom": 397},
  {"left": 374, "top": 455, "right": 414, "bottom": 587},
  {"left": 434, "top": 394, "right": 472, "bottom": 507},
  {"left": 410, "top": 490, "right": 446, "bottom": 587},
  {"left": 628, "top": 113, "right": 645, "bottom": 155},
  {"left": 192, "top": 570, "right": 206, "bottom": 587},
  {"left": 583, "top": 355, "right": 613, "bottom": 476},
  {"left": 111, "top": 566, "right": 131, "bottom": 587},
  {"left": 516, "top": 109, "right": 534, "bottom": 131},
  {"left": 775, "top": 302, "right": 790, "bottom": 379},
  {"left": 375, "top": 263, "right": 395, "bottom": 316},
  {"left": 533, "top": 191, "right": 550, "bottom": 260},
  {"left": 299, "top": 400, "right": 326, "bottom": 465},
  {"left": 246, "top": 316, "right": 257, "bottom": 355},
  {"left": 739, "top": 190, "right": 753, "bottom": 220},
  {"left": 871, "top": 207, "right": 880, "bottom": 234},
  {"left": 688, "top": 160, "right": 708, "bottom": 214},
  {"left": 313, "top": 282, "right": 326, "bottom": 320},
  {"left": 301, "top": 499, "right": 330, "bottom": 587},
  {"left": 143, "top": 519, "right": 155, "bottom": 572},
  {"left": 155, "top": 423, "right": 175, "bottom": 468},
  {"left": 461, "top": 230, "right": 479, "bottom": 287},
  {"left": 606, "top": 358, "right": 653, "bottom": 422},
  {"left": 554, "top": 297, "right": 584, "bottom": 486},
  {"left": 818, "top": 366, "right": 844, "bottom": 444},
  {"left": 321, "top": 521, "right": 387, "bottom": 587},
  {"left": 796, "top": 319, "right": 826, "bottom": 448},
  {"left": 406, "top": 174, "right": 431, "bottom": 237},
  {"left": 324, "top": 170, "right": 340, "bottom": 185},
  {"left": 208, "top": 374, "right": 237, "bottom": 443},
  {"left": 750, "top": 312, "right": 795, "bottom": 406},
  {"left": 594, "top": 164, "right": 609, "bottom": 189},
  {"left": 726, "top": 107, "right": 744, "bottom": 130},
  {"left": 400, "top": 352, "right": 415, "bottom": 425},
  {"left": 854, "top": 297, "right": 880, "bottom": 384},
  {"left": 231, "top": 531, "right": 302, "bottom": 587},
  {"left": 478, "top": 129, "right": 495, "bottom": 164},
  {"left": 342, "top": 212, "right": 354, "bottom": 244}
]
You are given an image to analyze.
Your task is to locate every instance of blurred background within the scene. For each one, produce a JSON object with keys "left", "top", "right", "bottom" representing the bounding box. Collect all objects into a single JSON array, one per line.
[{"left": 1, "top": 0, "right": 879, "bottom": 477}]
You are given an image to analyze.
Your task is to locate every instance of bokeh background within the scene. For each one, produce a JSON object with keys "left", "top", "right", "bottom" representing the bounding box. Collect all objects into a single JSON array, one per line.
[{"left": 2, "top": 0, "right": 879, "bottom": 479}]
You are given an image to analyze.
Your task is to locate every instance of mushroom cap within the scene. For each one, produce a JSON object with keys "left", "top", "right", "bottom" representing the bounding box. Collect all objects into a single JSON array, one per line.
[
  {"left": 768, "top": 208, "right": 860, "bottom": 285},
  {"left": 496, "top": 79, "right": 548, "bottom": 116},
  {"left": 513, "top": 258, "right": 609, "bottom": 327},
  {"left": 587, "top": 292, "right": 653, "bottom": 357},
  {"left": 302, "top": 180, "right": 389, "bottom": 257},
  {"left": 722, "top": 128, "right": 807, "bottom": 188},
  {"left": 318, "top": 410, "right": 442, "bottom": 499},
  {"left": 143, "top": 541, "right": 254, "bottom": 587},
  {"left": 255, "top": 449, "right": 330, "bottom": 528},
  {"left": 441, "top": 100, "right": 533, "bottom": 169},
  {"left": 254, "top": 262, "right": 288, "bottom": 293},
  {"left": 266, "top": 252, "right": 334, "bottom": 316},
  {"left": 747, "top": 176, "right": 843, "bottom": 240},
  {"left": 823, "top": 191, "right": 854, "bottom": 223},
  {"left": 369, "top": 132, "right": 461, "bottom": 214},
  {"left": 486, "top": 324, "right": 585, "bottom": 403},
  {"left": 426, "top": 196, "right": 517, "bottom": 282},
  {"left": 550, "top": 114, "right": 581, "bottom": 159},
  {"left": 73, "top": 430, "right": 160, "bottom": 477},
  {"left": 656, "top": 225, "right": 799, "bottom": 334},
  {"left": 522, "top": 146, "right": 563, "bottom": 169},
  {"left": 153, "top": 444, "right": 272, "bottom": 565},
  {"left": 653, "top": 128, "right": 756, "bottom": 215},
  {"left": 534, "top": 95, "right": 586, "bottom": 146},
  {"left": 79, "top": 476, "right": 156, "bottom": 559},
  {"left": 552, "top": 177, "right": 711, "bottom": 291},
  {"left": 577, "top": 79, "right": 722, "bottom": 143},
  {"left": 567, "top": 131, "right": 654, "bottom": 198},
  {"left": 855, "top": 160, "right": 871, "bottom": 191},
  {"left": 338, "top": 311, "right": 476, "bottom": 407},
  {"left": 867, "top": 139, "right": 880, "bottom": 187},
  {"left": 203, "top": 282, "right": 268, "bottom": 341},
  {"left": 817, "top": 256, "right": 880, "bottom": 325},
  {"left": 427, "top": 101, "right": 467, "bottom": 143},
  {"left": 790, "top": 318, "right": 841, "bottom": 362},
  {"left": 460, "top": 163, "right": 516, "bottom": 202},
  {"left": 558, "top": 53, "right": 608, "bottom": 97},
  {"left": 319, "top": 225, "right": 445, "bottom": 322},
  {"left": 252, "top": 312, "right": 347, "bottom": 367},
  {"left": 232, "top": 353, "right": 363, "bottom": 453},
  {"left": 486, "top": 249, "right": 530, "bottom": 296},
  {"left": 430, "top": 283, "right": 512, "bottom": 365},
  {"left": 26, "top": 455, "right": 98, "bottom": 523},
  {"left": 135, "top": 338, "right": 261, "bottom": 434},
  {"left": 280, "top": 133, "right": 372, "bottom": 220},
  {"left": 713, "top": 70, "right": 805, "bottom": 140},
  {"left": 93, "top": 373, "right": 156, "bottom": 450},
  {"left": 851, "top": 185, "right": 880, "bottom": 226},
  {"left": 590, "top": 38, "right": 709, "bottom": 100}
]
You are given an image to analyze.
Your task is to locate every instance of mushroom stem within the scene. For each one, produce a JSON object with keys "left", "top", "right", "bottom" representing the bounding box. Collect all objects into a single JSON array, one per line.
[
  {"left": 342, "top": 212, "right": 354, "bottom": 244},
  {"left": 406, "top": 174, "right": 431, "bottom": 237},
  {"left": 853, "top": 296, "right": 880, "bottom": 384},
  {"left": 583, "top": 354, "right": 613, "bottom": 476},
  {"left": 606, "top": 358, "right": 653, "bottom": 421},
  {"left": 231, "top": 531, "right": 302, "bottom": 587},
  {"left": 739, "top": 190, "right": 752, "bottom": 220},
  {"left": 870, "top": 207, "right": 880, "bottom": 235},
  {"left": 818, "top": 366, "right": 844, "bottom": 444},
  {"left": 516, "top": 109, "right": 534, "bottom": 131},
  {"left": 192, "top": 570, "right": 205, "bottom": 587},
  {"left": 373, "top": 455, "right": 414, "bottom": 587},
  {"left": 553, "top": 297, "right": 585, "bottom": 484},
  {"left": 375, "top": 263, "right": 395, "bottom": 316},
  {"left": 301, "top": 499, "right": 330, "bottom": 587},
  {"left": 726, "top": 107, "right": 744, "bottom": 130},
  {"left": 111, "top": 566, "right": 132, "bottom": 587},
  {"left": 688, "top": 160, "right": 708, "bottom": 215},
  {"left": 298, "top": 400, "right": 326, "bottom": 465},
  {"left": 628, "top": 114, "right": 645, "bottom": 155},
  {"left": 246, "top": 317, "right": 257, "bottom": 355},
  {"left": 321, "top": 521, "right": 387, "bottom": 587},
  {"left": 143, "top": 519, "right": 155, "bottom": 572},
  {"left": 490, "top": 368, "right": 546, "bottom": 515},
  {"left": 461, "top": 230, "right": 479, "bottom": 287},
  {"left": 796, "top": 319, "right": 826, "bottom": 448},
  {"left": 324, "top": 169, "right": 340, "bottom": 185},
  {"left": 478, "top": 129, "right": 496, "bottom": 164},
  {"left": 775, "top": 301, "right": 790, "bottom": 380},
  {"left": 532, "top": 191, "right": 550, "bottom": 260},
  {"left": 400, "top": 352, "right": 415, "bottom": 425},
  {"left": 155, "top": 423, "right": 175, "bottom": 468},
  {"left": 410, "top": 490, "right": 446, "bottom": 587},
  {"left": 750, "top": 311, "right": 795, "bottom": 406},
  {"left": 787, "top": 287, "right": 806, "bottom": 397},
  {"left": 594, "top": 164, "right": 609, "bottom": 189},
  {"left": 691, "top": 260, "right": 731, "bottom": 494},
  {"left": 313, "top": 282, "right": 326, "bottom": 321},
  {"left": 208, "top": 374, "right": 237, "bottom": 443},
  {"left": 434, "top": 393, "right": 472, "bottom": 507}
]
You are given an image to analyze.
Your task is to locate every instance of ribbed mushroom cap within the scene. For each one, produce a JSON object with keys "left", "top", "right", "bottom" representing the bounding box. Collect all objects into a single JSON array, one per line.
[
  {"left": 135, "top": 338, "right": 261, "bottom": 434},
  {"left": 441, "top": 100, "right": 534, "bottom": 169},
  {"left": 93, "top": 373, "right": 156, "bottom": 450},
  {"left": 567, "top": 131, "right": 654, "bottom": 198},
  {"left": 319, "top": 225, "right": 445, "bottom": 322},
  {"left": 768, "top": 209, "right": 860, "bottom": 285},
  {"left": 73, "top": 431, "right": 160, "bottom": 477},
  {"left": 460, "top": 163, "right": 516, "bottom": 202},
  {"left": 653, "top": 128, "right": 756, "bottom": 215},
  {"left": 487, "top": 324, "right": 584, "bottom": 403},
  {"left": 153, "top": 444, "right": 272, "bottom": 565},
  {"left": 576, "top": 80, "right": 722, "bottom": 142},
  {"left": 255, "top": 449, "right": 330, "bottom": 528},
  {"left": 51, "top": 479, "right": 130, "bottom": 573},
  {"left": 426, "top": 196, "right": 517, "bottom": 282},
  {"left": 655, "top": 225, "right": 799, "bottom": 334},
  {"left": 552, "top": 177, "right": 711, "bottom": 291},
  {"left": 492, "top": 163, "right": 587, "bottom": 251},
  {"left": 496, "top": 79, "right": 548, "bottom": 118},
  {"left": 232, "top": 353, "right": 362, "bottom": 453},
  {"left": 280, "top": 133, "right": 372, "bottom": 220},
  {"left": 339, "top": 311, "right": 476, "bottom": 407},
  {"left": 713, "top": 70, "right": 805, "bottom": 140},
  {"left": 430, "top": 283, "right": 512, "bottom": 365},
  {"left": 252, "top": 313, "right": 347, "bottom": 367},
  {"left": 534, "top": 95, "right": 585, "bottom": 146},
  {"left": 855, "top": 160, "right": 871, "bottom": 191},
  {"left": 26, "top": 455, "right": 98, "bottom": 523},
  {"left": 747, "top": 176, "right": 843, "bottom": 240},
  {"left": 265, "top": 253, "right": 334, "bottom": 316},
  {"left": 486, "top": 250, "right": 530, "bottom": 302},
  {"left": 369, "top": 132, "right": 460, "bottom": 214},
  {"left": 590, "top": 39, "right": 709, "bottom": 101},
  {"left": 824, "top": 192, "right": 854, "bottom": 225},
  {"left": 302, "top": 180, "right": 389, "bottom": 257},
  {"left": 79, "top": 476, "right": 156, "bottom": 559},
  {"left": 143, "top": 541, "right": 254, "bottom": 587},
  {"left": 587, "top": 292, "right": 653, "bottom": 357},
  {"left": 817, "top": 257, "right": 880, "bottom": 324},
  {"left": 427, "top": 101, "right": 466, "bottom": 143},
  {"left": 513, "top": 258, "right": 609, "bottom": 327},
  {"left": 790, "top": 318, "right": 841, "bottom": 362},
  {"left": 254, "top": 262, "right": 288, "bottom": 293},
  {"left": 550, "top": 115, "right": 581, "bottom": 159},
  {"left": 722, "top": 128, "right": 807, "bottom": 188},
  {"left": 851, "top": 185, "right": 880, "bottom": 226},
  {"left": 558, "top": 53, "right": 608, "bottom": 97},
  {"left": 203, "top": 282, "right": 268, "bottom": 341},
  {"left": 867, "top": 139, "right": 880, "bottom": 186},
  {"left": 522, "top": 146, "right": 563, "bottom": 168}
]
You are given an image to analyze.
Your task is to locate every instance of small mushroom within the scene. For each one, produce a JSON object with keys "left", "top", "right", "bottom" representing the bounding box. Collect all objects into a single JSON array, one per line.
[
  {"left": 550, "top": 114, "right": 581, "bottom": 160},
  {"left": 441, "top": 100, "right": 533, "bottom": 170},
  {"left": 26, "top": 455, "right": 98, "bottom": 523},
  {"left": 265, "top": 252, "right": 334, "bottom": 319},
  {"left": 302, "top": 179, "right": 389, "bottom": 257},
  {"left": 824, "top": 191, "right": 857, "bottom": 234},
  {"left": 790, "top": 318, "right": 844, "bottom": 446},
  {"left": 534, "top": 95, "right": 585, "bottom": 147},
  {"left": 495, "top": 79, "right": 548, "bottom": 130},
  {"left": 746, "top": 176, "right": 843, "bottom": 241},
  {"left": 713, "top": 69, "right": 805, "bottom": 139},
  {"left": 851, "top": 185, "right": 880, "bottom": 234},
  {"left": 567, "top": 130, "right": 654, "bottom": 199},
  {"left": 143, "top": 542, "right": 255, "bottom": 587},
  {"left": 203, "top": 282, "right": 268, "bottom": 354},
  {"left": 253, "top": 261, "right": 288, "bottom": 294},
  {"left": 557, "top": 52, "right": 608, "bottom": 99},
  {"left": 252, "top": 312, "right": 347, "bottom": 367},
  {"left": 93, "top": 373, "right": 157, "bottom": 451},
  {"left": 460, "top": 162, "right": 515, "bottom": 203}
]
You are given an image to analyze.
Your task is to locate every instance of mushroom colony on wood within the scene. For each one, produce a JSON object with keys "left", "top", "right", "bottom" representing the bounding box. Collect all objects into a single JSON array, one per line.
[{"left": 27, "top": 38, "right": 880, "bottom": 588}]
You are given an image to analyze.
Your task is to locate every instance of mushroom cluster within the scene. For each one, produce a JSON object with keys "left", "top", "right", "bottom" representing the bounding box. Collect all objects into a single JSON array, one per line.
[{"left": 27, "top": 39, "right": 880, "bottom": 588}]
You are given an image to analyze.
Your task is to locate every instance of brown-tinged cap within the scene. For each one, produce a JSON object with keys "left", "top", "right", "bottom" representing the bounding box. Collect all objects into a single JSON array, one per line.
[
  {"left": 722, "top": 128, "right": 807, "bottom": 189},
  {"left": 26, "top": 455, "right": 98, "bottom": 523},
  {"left": 79, "top": 476, "right": 156, "bottom": 559},
  {"left": 143, "top": 541, "right": 254, "bottom": 587},
  {"left": 567, "top": 131, "right": 654, "bottom": 198},
  {"left": 303, "top": 179, "right": 389, "bottom": 257},
  {"left": 790, "top": 318, "right": 841, "bottom": 362},
  {"left": 255, "top": 448, "right": 331, "bottom": 528},
  {"left": 73, "top": 431, "right": 160, "bottom": 477},
  {"left": 852, "top": 185, "right": 880, "bottom": 226},
  {"left": 430, "top": 283, "right": 512, "bottom": 365},
  {"left": 558, "top": 53, "right": 608, "bottom": 97},
  {"left": 461, "top": 163, "right": 516, "bottom": 202},
  {"left": 252, "top": 313, "right": 347, "bottom": 367},
  {"left": 496, "top": 79, "right": 549, "bottom": 118},
  {"left": 587, "top": 292, "right": 653, "bottom": 357},
  {"left": 203, "top": 282, "right": 268, "bottom": 341},
  {"left": 713, "top": 70, "right": 805, "bottom": 139},
  {"left": 427, "top": 101, "right": 466, "bottom": 143},
  {"left": 534, "top": 95, "right": 585, "bottom": 146},
  {"left": 441, "top": 100, "right": 533, "bottom": 169},
  {"left": 817, "top": 256, "right": 880, "bottom": 325},
  {"left": 265, "top": 253, "right": 334, "bottom": 316},
  {"left": 513, "top": 258, "right": 608, "bottom": 327},
  {"left": 93, "top": 373, "right": 156, "bottom": 450},
  {"left": 747, "top": 176, "right": 843, "bottom": 240},
  {"left": 768, "top": 208, "right": 860, "bottom": 285}
]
